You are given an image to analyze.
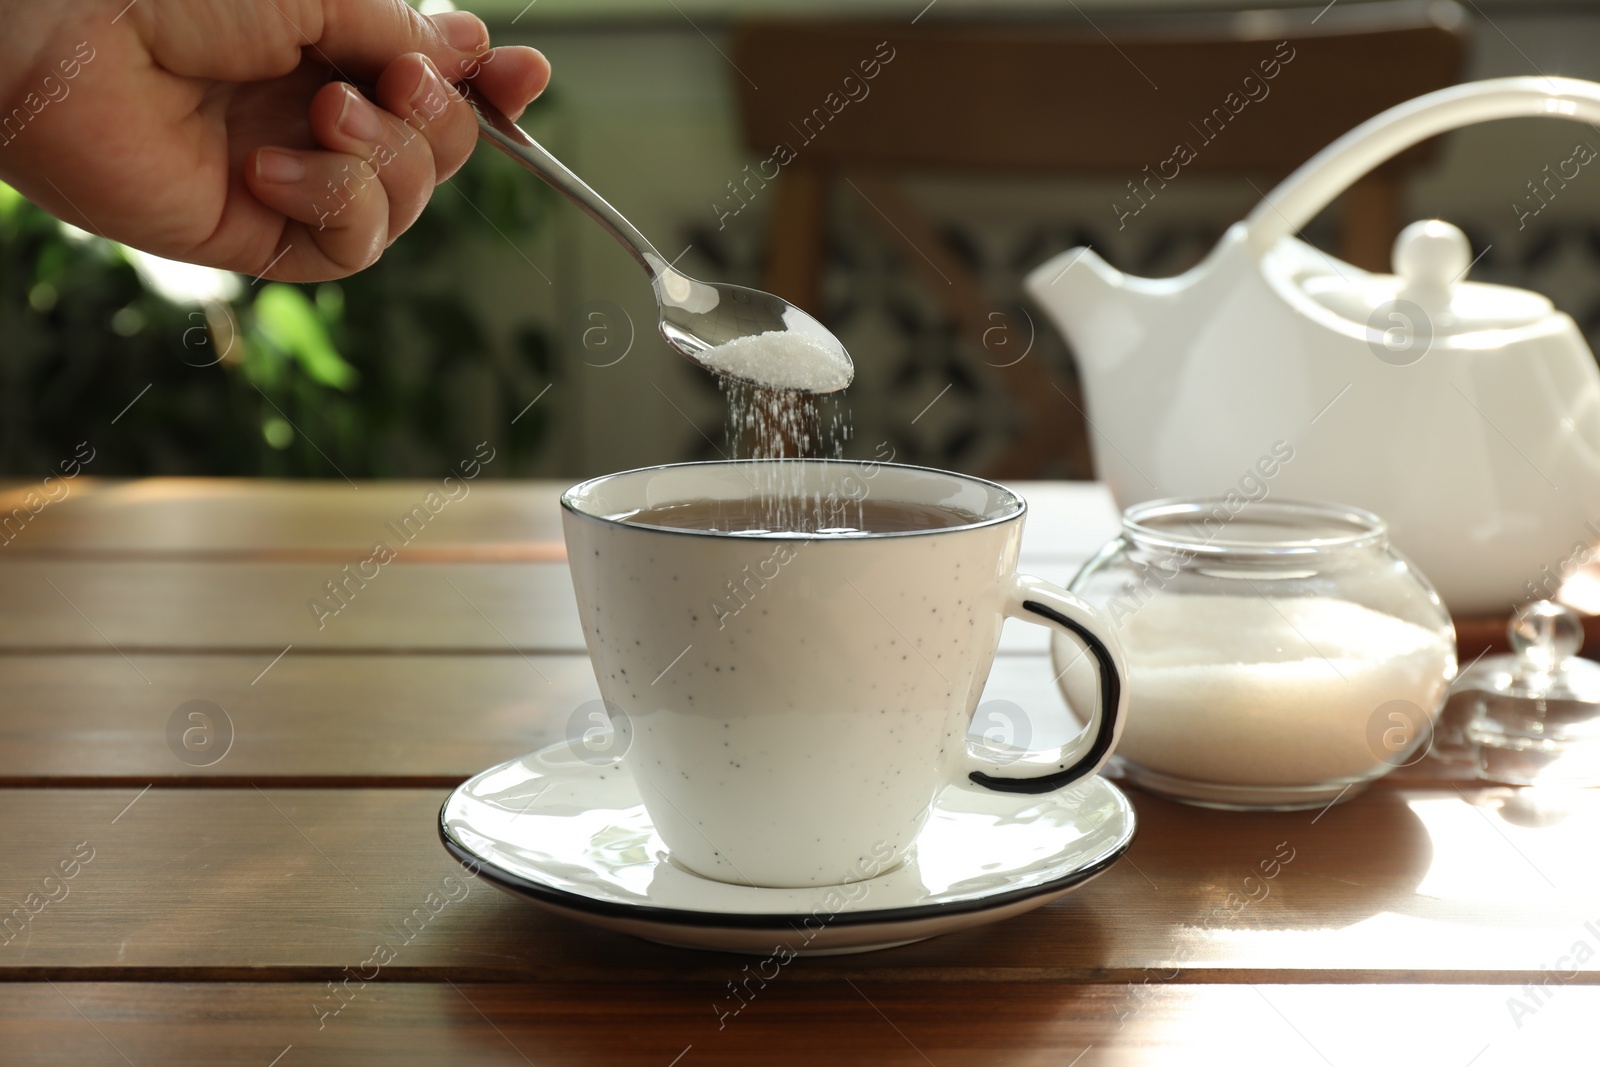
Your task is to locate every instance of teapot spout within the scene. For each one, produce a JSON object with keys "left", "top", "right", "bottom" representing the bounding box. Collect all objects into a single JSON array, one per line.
[
  {"left": 1026, "top": 242, "right": 1189, "bottom": 389},
  {"left": 1022, "top": 225, "right": 1254, "bottom": 505},
  {"left": 1024, "top": 246, "right": 1125, "bottom": 359},
  {"left": 1025, "top": 224, "right": 1252, "bottom": 386}
]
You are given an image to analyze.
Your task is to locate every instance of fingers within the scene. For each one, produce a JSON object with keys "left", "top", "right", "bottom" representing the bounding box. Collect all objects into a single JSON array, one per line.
[
  {"left": 270, "top": 43, "right": 543, "bottom": 256},
  {"left": 372, "top": 54, "right": 477, "bottom": 186},
  {"left": 238, "top": 46, "right": 529, "bottom": 279},
  {"left": 226, "top": 7, "right": 551, "bottom": 280},
  {"left": 244, "top": 52, "right": 476, "bottom": 277},
  {"left": 459, "top": 45, "right": 552, "bottom": 121},
  {"left": 300, "top": 66, "right": 466, "bottom": 239},
  {"left": 244, "top": 143, "right": 390, "bottom": 279},
  {"left": 430, "top": 11, "right": 552, "bottom": 120},
  {"left": 429, "top": 9, "right": 493, "bottom": 69}
]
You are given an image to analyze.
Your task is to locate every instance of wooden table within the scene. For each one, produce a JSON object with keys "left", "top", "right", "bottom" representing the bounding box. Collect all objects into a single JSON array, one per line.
[{"left": 3, "top": 478, "right": 1596, "bottom": 1066}]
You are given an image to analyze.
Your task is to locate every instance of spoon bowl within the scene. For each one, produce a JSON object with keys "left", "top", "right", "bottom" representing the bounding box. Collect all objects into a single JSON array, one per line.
[{"left": 470, "top": 92, "right": 853, "bottom": 395}]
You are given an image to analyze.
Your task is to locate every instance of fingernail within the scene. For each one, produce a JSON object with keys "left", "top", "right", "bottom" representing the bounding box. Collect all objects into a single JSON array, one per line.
[
  {"left": 336, "top": 85, "right": 383, "bottom": 144},
  {"left": 434, "top": 10, "right": 488, "bottom": 53},
  {"left": 256, "top": 149, "right": 306, "bottom": 184},
  {"left": 410, "top": 59, "right": 450, "bottom": 115}
]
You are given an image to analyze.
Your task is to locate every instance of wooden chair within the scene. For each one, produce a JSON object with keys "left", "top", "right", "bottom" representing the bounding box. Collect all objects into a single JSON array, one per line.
[{"left": 730, "top": 1, "right": 1468, "bottom": 478}]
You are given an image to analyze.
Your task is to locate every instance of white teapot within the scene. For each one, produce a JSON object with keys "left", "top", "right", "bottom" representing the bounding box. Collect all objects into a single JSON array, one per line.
[{"left": 1026, "top": 77, "right": 1600, "bottom": 615}]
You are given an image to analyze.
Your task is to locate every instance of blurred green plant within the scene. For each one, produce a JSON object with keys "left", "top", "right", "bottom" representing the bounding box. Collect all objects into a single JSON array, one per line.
[{"left": 0, "top": 137, "right": 555, "bottom": 479}]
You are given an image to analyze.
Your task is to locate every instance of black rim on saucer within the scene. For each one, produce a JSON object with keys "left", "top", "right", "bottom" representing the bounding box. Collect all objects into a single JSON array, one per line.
[{"left": 436, "top": 786, "right": 1137, "bottom": 932}]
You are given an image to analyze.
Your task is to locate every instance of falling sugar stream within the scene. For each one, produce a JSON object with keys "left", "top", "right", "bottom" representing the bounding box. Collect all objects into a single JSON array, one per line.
[{"left": 721, "top": 378, "right": 859, "bottom": 534}]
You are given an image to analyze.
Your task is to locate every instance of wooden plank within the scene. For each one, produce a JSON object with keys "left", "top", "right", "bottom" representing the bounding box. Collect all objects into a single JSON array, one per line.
[
  {"left": 0, "top": 654, "right": 594, "bottom": 786},
  {"left": 0, "top": 981, "right": 1582, "bottom": 1066},
  {"left": 2, "top": 479, "right": 1116, "bottom": 562},
  {"left": 0, "top": 479, "right": 568, "bottom": 560},
  {"left": 0, "top": 655, "right": 1077, "bottom": 785},
  {"left": 0, "top": 561, "right": 583, "bottom": 653},
  {"left": 2, "top": 785, "right": 1596, "bottom": 984}
]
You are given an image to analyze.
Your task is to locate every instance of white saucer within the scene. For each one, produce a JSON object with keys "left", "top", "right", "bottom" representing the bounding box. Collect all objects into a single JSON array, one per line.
[{"left": 439, "top": 743, "right": 1138, "bottom": 955}]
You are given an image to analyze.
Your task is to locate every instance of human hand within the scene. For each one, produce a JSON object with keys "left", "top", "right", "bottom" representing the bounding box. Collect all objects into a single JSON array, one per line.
[{"left": 0, "top": 0, "right": 550, "bottom": 280}]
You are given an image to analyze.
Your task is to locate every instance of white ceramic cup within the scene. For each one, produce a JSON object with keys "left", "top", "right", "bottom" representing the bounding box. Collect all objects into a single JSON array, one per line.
[{"left": 561, "top": 459, "right": 1128, "bottom": 888}]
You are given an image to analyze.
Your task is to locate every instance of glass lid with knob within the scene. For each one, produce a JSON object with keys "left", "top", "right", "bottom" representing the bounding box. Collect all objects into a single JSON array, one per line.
[{"left": 1456, "top": 601, "right": 1600, "bottom": 786}]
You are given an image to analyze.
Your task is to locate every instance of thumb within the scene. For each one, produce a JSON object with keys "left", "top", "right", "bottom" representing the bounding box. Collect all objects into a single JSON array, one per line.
[
  {"left": 319, "top": 4, "right": 493, "bottom": 83},
  {"left": 137, "top": 0, "right": 490, "bottom": 85}
]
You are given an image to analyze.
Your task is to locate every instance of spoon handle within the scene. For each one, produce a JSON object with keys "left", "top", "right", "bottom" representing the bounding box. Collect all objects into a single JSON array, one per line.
[{"left": 466, "top": 90, "right": 670, "bottom": 279}]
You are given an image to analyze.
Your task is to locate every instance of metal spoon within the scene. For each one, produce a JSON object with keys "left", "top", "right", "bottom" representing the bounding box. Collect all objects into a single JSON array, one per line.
[{"left": 469, "top": 93, "right": 853, "bottom": 395}]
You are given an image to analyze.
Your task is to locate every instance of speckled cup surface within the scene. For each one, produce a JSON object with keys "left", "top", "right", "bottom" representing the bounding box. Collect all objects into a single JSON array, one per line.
[{"left": 561, "top": 460, "right": 1127, "bottom": 889}]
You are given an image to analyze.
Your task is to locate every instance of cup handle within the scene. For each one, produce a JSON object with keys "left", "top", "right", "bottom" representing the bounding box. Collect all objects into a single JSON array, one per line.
[{"left": 964, "top": 574, "right": 1128, "bottom": 795}]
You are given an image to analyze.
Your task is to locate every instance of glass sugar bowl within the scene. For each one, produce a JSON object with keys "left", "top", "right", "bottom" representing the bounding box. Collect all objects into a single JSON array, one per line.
[{"left": 1052, "top": 498, "right": 1458, "bottom": 810}]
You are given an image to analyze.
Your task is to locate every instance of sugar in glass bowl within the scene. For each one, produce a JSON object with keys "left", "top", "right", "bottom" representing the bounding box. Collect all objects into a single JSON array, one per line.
[{"left": 1052, "top": 498, "right": 1458, "bottom": 810}]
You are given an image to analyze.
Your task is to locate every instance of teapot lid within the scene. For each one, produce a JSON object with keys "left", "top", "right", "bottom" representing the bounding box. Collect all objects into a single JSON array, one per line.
[{"left": 1297, "top": 220, "right": 1553, "bottom": 338}]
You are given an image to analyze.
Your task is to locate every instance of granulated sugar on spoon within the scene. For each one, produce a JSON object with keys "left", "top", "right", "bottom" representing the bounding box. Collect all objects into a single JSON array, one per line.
[{"left": 693, "top": 330, "right": 853, "bottom": 393}]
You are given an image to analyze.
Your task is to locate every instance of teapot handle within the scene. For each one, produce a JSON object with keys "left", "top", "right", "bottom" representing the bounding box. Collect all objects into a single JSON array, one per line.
[{"left": 1244, "top": 76, "right": 1600, "bottom": 256}]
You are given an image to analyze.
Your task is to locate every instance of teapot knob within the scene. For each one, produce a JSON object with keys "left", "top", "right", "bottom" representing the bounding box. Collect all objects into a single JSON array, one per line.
[{"left": 1394, "top": 219, "right": 1471, "bottom": 293}]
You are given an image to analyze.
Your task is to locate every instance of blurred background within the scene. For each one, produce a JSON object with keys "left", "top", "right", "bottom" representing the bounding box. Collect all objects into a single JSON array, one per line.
[{"left": 4, "top": 0, "right": 1599, "bottom": 484}]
